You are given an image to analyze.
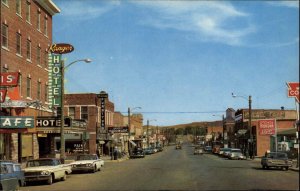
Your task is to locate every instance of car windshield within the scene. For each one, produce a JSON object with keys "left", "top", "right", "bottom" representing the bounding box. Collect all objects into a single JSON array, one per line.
[
  {"left": 27, "top": 160, "right": 56, "bottom": 167},
  {"left": 77, "top": 155, "right": 97, "bottom": 160}
]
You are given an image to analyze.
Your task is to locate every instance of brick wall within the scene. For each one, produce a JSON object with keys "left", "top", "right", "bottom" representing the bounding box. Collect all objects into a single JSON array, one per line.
[{"left": 1, "top": 0, "right": 53, "bottom": 104}]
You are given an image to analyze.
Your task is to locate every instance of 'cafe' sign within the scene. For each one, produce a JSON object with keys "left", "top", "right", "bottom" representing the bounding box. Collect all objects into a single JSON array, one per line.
[{"left": 48, "top": 43, "right": 74, "bottom": 54}]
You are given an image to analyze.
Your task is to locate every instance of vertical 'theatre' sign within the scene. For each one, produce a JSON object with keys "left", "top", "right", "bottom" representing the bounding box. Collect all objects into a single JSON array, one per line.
[{"left": 48, "top": 54, "right": 62, "bottom": 107}]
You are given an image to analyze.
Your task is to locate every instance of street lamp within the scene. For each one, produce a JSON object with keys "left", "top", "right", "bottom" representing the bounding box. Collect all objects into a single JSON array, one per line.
[
  {"left": 147, "top": 119, "right": 156, "bottom": 148},
  {"left": 60, "top": 58, "right": 92, "bottom": 162},
  {"left": 232, "top": 92, "right": 253, "bottom": 159}
]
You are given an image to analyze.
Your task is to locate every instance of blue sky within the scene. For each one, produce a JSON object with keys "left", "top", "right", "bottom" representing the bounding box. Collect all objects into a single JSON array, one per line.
[{"left": 52, "top": 0, "right": 299, "bottom": 126}]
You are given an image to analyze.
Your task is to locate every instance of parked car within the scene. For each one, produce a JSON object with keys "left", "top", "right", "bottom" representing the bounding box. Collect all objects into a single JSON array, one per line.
[
  {"left": 204, "top": 146, "right": 212, "bottom": 152},
  {"left": 219, "top": 148, "right": 231, "bottom": 157},
  {"left": 70, "top": 154, "right": 104, "bottom": 173},
  {"left": 156, "top": 146, "right": 163, "bottom": 152},
  {"left": 194, "top": 146, "right": 204, "bottom": 155},
  {"left": 144, "top": 148, "right": 155, "bottom": 155},
  {"left": 228, "top": 149, "right": 245, "bottom": 160},
  {"left": 23, "top": 158, "right": 72, "bottom": 185},
  {"left": 130, "top": 148, "right": 145, "bottom": 158},
  {"left": 0, "top": 160, "right": 25, "bottom": 190},
  {"left": 261, "top": 152, "right": 293, "bottom": 170},
  {"left": 175, "top": 144, "right": 182, "bottom": 150}
]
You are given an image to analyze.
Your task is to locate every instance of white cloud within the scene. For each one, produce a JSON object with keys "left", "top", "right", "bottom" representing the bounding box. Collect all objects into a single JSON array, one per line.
[
  {"left": 268, "top": 1, "right": 299, "bottom": 9},
  {"left": 133, "top": 1, "right": 255, "bottom": 46},
  {"left": 58, "top": 1, "right": 120, "bottom": 21}
]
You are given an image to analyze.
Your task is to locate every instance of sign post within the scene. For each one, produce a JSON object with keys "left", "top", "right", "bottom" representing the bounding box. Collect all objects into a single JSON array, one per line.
[{"left": 286, "top": 82, "right": 299, "bottom": 168}]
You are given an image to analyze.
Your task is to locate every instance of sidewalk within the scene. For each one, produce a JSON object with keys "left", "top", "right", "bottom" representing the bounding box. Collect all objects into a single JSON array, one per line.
[
  {"left": 100, "top": 155, "right": 129, "bottom": 163},
  {"left": 249, "top": 157, "right": 299, "bottom": 172}
]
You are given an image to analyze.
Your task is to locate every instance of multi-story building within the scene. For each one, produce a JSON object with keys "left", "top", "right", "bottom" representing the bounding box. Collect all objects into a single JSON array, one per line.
[
  {"left": 1, "top": 0, "right": 60, "bottom": 162},
  {"left": 63, "top": 93, "right": 115, "bottom": 155}
]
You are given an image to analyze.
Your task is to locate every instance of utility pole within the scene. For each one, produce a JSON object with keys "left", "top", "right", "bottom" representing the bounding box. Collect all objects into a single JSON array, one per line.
[
  {"left": 147, "top": 120, "right": 149, "bottom": 148},
  {"left": 249, "top": 95, "right": 253, "bottom": 159}
]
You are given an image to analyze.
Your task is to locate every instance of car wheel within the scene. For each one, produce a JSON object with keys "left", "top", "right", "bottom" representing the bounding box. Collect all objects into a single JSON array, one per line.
[
  {"left": 61, "top": 172, "right": 67, "bottom": 181},
  {"left": 47, "top": 175, "right": 53, "bottom": 185},
  {"left": 93, "top": 165, "right": 97, "bottom": 173}
]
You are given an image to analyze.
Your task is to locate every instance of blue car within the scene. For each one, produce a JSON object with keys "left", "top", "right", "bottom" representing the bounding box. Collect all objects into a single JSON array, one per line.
[{"left": 0, "top": 160, "right": 25, "bottom": 190}]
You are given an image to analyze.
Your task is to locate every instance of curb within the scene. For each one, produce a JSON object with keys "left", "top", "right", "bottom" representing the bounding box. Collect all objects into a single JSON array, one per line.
[{"left": 103, "top": 157, "right": 129, "bottom": 163}]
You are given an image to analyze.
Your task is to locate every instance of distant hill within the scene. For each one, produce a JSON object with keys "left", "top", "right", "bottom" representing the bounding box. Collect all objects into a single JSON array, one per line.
[{"left": 162, "top": 121, "right": 223, "bottom": 129}]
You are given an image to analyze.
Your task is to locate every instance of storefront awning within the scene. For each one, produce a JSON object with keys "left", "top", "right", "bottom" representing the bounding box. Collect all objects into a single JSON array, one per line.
[{"left": 277, "top": 128, "right": 297, "bottom": 135}]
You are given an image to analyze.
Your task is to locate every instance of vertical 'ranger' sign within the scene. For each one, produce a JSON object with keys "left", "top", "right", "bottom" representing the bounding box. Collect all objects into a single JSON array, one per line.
[{"left": 48, "top": 54, "right": 62, "bottom": 107}]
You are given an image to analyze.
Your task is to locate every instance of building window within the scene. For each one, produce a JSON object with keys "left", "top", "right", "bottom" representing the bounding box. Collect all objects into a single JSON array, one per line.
[
  {"left": 45, "top": 84, "right": 48, "bottom": 102},
  {"left": 44, "top": 17, "right": 48, "bottom": 36},
  {"left": 18, "top": 73, "right": 22, "bottom": 97},
  {"left": 26, "top": 2, "right": 30, "bottom": 23},
  {"left": 26, "top": 39, "right": 31, "bottom": 60},
  {"left": 37, "top": 12, "right": 41, "bottom": 31},
  {"left": 16, "top": 33, "right": 21, "bottom": 55},
  {"left": 44, "top": 51, "right": 48, "bottom": 68},
  {"left": 81, "top": 106, "right": 88, "bottom": 121},
  {"left": 69, "top": 107, "right": 75, "bottom": 119},
  {"left": 1, "top": 23, "right": 8, "bottom": 49},
  {"left": 26, "top": 77, "right": 31, "bottom": 98},
  {"left": 1, "top": 0, "right": 8, "bottom": 6},
  {"left": 37, "top": 81, "right": 41, "bottom": 100},
  {"left": 37, "top": 46, "right": 41, "bottom": 65},
  {"left": 16, "top": 0, "right": 21, "bottom": 16}
]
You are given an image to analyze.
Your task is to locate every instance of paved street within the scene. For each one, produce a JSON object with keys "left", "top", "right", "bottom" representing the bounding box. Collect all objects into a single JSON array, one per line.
[{"left": 22, "top": 144, "right": 299, "bottom": 191}]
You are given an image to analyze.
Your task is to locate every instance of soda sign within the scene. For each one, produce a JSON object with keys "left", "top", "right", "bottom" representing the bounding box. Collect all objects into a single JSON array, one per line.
[
  {"left": 259, "top": 119, "right": 276, "bottom": 135},
  {"left": 287, "top": 82, "right": 299, "bottom": 102},
  {"left": 0, "top": 72, "right": 19, "bottom": 86}
]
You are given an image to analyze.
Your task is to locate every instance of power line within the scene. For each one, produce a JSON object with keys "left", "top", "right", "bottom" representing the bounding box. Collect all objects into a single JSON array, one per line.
[{"left": 120, "top": 111, "right": 224, "bottom": 114}]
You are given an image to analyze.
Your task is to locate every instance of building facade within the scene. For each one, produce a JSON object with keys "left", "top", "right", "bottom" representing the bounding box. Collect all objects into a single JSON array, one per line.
[
  {"left": 234, "top": 108, "right": 297, "bottom": 157},
  {"left": 1, "top": 0, "right": 60, "bottom": 162},
  {"left": 63, "top": 93, "right": 115, "bottom": 156}
]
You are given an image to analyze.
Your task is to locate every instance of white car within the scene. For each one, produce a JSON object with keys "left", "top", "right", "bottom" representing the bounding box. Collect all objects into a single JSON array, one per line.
[
  {"left": 70, "top": 154, "right": 104, "bottom": 173},
  {"left": 24, "top": 158, "right": 72, "bottom": 185}
]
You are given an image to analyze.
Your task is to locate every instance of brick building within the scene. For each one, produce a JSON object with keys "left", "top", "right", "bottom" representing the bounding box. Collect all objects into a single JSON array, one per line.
[
  {"left": 1, "top": 0, "right": 59, "bottom": 162},
  {"left": 234, "top": 108, "right": 297, "bottom": 157},
  {"left": 63, "top": 93, "right": 115, "bottom": 155}
]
